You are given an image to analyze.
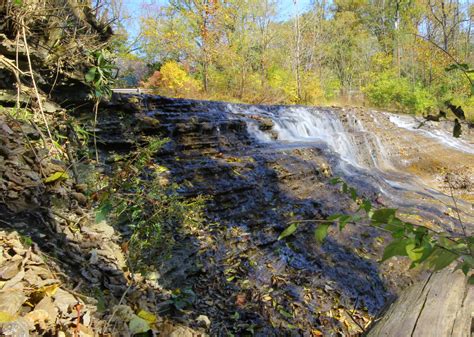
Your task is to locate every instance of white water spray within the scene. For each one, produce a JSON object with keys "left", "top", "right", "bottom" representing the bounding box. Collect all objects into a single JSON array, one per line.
[
  {"left": 388, "top": 114, "right": 474, "bottom": 155},
  {"left": 228, "top": 104, "right": 364, "bottom": 166}
]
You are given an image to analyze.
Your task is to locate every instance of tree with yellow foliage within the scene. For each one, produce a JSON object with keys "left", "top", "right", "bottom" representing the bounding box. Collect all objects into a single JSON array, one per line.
[
  {"left": 126, "top": 0, "right": 474, "bottom": 115},
  {"left": 142, "top": 61, "right": 201, "bottom": 98}
]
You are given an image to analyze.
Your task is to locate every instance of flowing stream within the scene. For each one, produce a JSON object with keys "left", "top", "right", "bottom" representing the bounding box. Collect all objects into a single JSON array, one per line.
[
  {"left": 388, "top": 113, "right": 474, "bottom": 155},
  {"left": 226, "top": 104, "right": 474, "bottom": 230},
  {"left": 228, "top": 105, "right": 387, "bottom": 168},
  {"left": 120, "top": 95, "right": 474, "bottom": 334}
]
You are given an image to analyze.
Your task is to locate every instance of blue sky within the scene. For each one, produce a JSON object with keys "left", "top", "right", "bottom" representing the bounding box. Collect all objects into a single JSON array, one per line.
[{"left": 122, "top": 0, "right": 312, "bottom": 38}]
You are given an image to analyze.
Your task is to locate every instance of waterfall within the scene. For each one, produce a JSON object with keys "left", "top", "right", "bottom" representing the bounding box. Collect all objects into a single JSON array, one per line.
[
  {"left": 227, "top": 104, "right": 385, "bottom": 169},
  {"left": 227, "top": 103, "right": 474, "bottom": 177},
  {"left": 223, "top": 102, "right": 474, "bottom": 230},
  {"left": 388, "top": 114, "right": 474, "bottom": 155},
  {"left": 270, "top": 107, "right": 360, "bottom": 164}
]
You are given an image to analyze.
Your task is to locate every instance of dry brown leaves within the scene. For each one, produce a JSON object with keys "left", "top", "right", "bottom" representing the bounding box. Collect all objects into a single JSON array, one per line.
[{"left": 0, "top": 231, "right": 96, "bottom": 336}]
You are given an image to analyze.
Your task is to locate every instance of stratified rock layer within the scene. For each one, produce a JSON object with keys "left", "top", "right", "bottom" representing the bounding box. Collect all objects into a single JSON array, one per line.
[{"left": 92, "top": 94, "right": 433, "bottom": 336}]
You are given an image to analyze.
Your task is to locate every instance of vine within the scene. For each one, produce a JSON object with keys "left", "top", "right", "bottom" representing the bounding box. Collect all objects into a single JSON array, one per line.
[{"left": 279, "top": 177, "right": 474, "bottom": 283}]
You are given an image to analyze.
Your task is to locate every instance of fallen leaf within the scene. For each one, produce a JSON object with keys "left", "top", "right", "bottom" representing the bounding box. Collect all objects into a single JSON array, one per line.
[
  {"left": 2, "top": 268, "right": 25, "bottom": 289},
  {"left": 0, "top": 260, "right": 21, "bottom": 280},
  {"left": 262, "top": 295, "right": 272, "bottom": 302},
  {"left": 311, "top": 329, "right": 323, "bottom": 336},
  {"left": 35, "top": 283, "right": 60, "bottom": 297},
  {"left": 137, "top": 309, "right": 157, "bottom": 324},
  {"left": 235, "top": 293, "right": 246, "bottom": 307},
  {"left": 82, "top": 310, "right": 91, "bottom": 326},
  {"left": 35, "top": 296, "right": 58, "bottom": 326},
  {"left": 43, "top": 171, "right": 69, "bottom": 184},
  {"left": 0, "top": 290, "right": 26, "bottom": 315},
  {"left": 53, "top": 289, "right": 78, "bottom": 313},
  {"left": 129, "top": 315, "right": 150, "bottom": 334}
]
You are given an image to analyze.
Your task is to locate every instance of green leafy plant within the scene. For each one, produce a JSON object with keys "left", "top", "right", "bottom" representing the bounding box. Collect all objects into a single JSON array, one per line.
[
  {"left": 85, "top": 49, "right": 116, "bottom": 99},
  {"left": 363, "top": 71, "right": 437, "bottom": 114},
  {"left": 445, "top": 63, "right": 474, "bottom": 96},
  {"left": 85, "top": 49, "right": 116, "bottom": 161},
  {"left": 95, "top": 137, "right": 207, "bottom": 271},
  {"left": 279, "top": 177, "right": 473, "bottom": 283}
]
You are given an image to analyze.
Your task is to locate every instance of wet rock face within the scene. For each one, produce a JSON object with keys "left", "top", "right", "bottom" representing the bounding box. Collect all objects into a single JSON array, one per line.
[
  {"left": 0, "top": 116, "right": 47, "bottom": 212},
  {"left": 95, "top": 94, "right": 405, "bottom": 336},
  {"left": 353, "top": 109, "right": 474, "bottom": 204},
  {"left": 93, "top": 95, "right": 474, "bottom": 336},
  {"left": 96, "top": 95, "right": 251, "bottom": 154}
]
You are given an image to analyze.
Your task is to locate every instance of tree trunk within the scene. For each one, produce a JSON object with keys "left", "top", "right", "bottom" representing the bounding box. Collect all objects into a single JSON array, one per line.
[
  {"left": 203, "top": 61, "right": 209, "bottom": 93},
  {"left": 366, "top": 267, "right": 473, "bottom": 337},
  {"left": 294, "top": 0, "right": 301, "bottom": 102},
  {"left": 394, "top": 0, "right": 401, "bottom": 77}
]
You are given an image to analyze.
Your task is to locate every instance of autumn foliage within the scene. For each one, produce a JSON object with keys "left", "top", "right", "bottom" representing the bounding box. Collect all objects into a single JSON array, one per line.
[
  {"left": 141, "top": 61, "right": 201, "bottom": 98},
  {"left": 116, "top": 0, "right": 474, "bottom": 118}
]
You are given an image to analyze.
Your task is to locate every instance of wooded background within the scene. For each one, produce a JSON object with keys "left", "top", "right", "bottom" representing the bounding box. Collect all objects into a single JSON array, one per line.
[{"left": 111, "top": 0, "right": 474, "bottom": 118}]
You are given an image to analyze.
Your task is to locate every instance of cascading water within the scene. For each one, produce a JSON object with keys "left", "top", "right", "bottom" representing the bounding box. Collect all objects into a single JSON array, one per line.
[
  {"left": 388, "top": 113, "right": 474, "bottom": 155},
  {"left": 270, "top": 107, "right": 359, "bottom": 165},
  {"left": 227, "top": 104, "right": 369, "bottom": 168},
  {"left": 225, "top": 102, "right": 474, "bottom": 227}
]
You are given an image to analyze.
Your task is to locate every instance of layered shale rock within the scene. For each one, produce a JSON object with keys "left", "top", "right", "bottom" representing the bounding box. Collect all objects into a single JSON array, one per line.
[{"left": 86, "top": 94, "right": 421, "bottom": 336}]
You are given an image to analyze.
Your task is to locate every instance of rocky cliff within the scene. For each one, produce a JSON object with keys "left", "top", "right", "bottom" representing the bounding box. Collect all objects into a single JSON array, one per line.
[{"left": 1, "top": 91, "right": 473, "bottom": 336}]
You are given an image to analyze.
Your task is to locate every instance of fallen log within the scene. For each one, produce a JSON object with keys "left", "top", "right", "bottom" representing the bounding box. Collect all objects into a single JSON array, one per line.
[{"left": 367, "top": 267, "right": 473, "bottom": 337}]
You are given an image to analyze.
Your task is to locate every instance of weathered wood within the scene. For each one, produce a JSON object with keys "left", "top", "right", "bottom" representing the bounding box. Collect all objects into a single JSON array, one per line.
[{"left": 367, "top": 268, "right": 473, "bottom": 337}]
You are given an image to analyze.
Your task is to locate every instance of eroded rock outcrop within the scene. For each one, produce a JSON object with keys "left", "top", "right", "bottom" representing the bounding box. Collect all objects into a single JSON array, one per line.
[
  {"left": 0, "top": 1, "right": 112, "bottom": 105},
  {"left": 85, "top": 94, "right": 429, "bottom": 336},
  {"left": 0, "top": 113, "right": 207, "bottom": 336},
  {"left": 88, "top": 94, "right": 474, "bottom": 336}
]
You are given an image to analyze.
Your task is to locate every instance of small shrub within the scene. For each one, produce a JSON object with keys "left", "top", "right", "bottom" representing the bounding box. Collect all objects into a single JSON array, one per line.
[
  {"left": 95, "top": 137, "right": 207, "bottom": 270},
  {"left": 363, "top": 71, "right": 437, "bottom": 114},
  {"left": 85, "top": 49, "right": 116, "bottom": 99}
]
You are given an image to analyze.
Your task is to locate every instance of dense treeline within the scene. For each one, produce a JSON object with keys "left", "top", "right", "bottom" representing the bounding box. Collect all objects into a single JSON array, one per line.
[{"left": 115, "top": 0, "right": 474, "bottom": 117}]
